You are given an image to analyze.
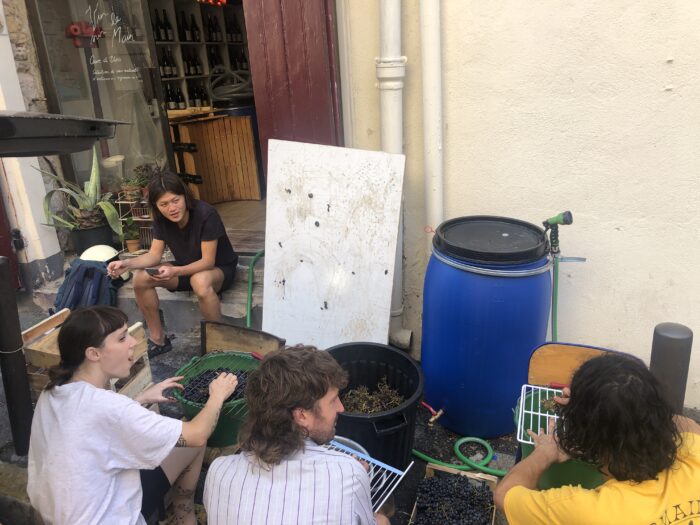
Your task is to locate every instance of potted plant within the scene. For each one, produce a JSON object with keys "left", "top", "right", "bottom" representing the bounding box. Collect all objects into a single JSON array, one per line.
[
  {"left": 122, "top": 217, "right": 141, "bottom": 253},
  {"left": 120, "top": 173, "right": 144, "bottom": 202},
  {"left": 132, "top": 162, "right": 165, "bottom": 198},
  {"left": 42, "top": 146, "right": 122, "bottom": 254}
]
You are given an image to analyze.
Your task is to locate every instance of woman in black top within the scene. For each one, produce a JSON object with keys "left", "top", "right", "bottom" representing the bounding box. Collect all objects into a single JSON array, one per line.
[{"left": 108, "top": 172, "right": 238, "bottom": 356}]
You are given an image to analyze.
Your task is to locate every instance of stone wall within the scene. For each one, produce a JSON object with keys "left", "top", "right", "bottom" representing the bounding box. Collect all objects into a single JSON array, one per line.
[
  {"left": 2, "top": 0, "right": 47, "bottom": 113},
  {"left": 2, "top": 0, "right": 68, "bottom": 254}
]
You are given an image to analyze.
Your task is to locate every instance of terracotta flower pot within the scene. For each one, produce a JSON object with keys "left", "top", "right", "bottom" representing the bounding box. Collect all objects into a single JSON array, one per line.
[
  {"left": 125, "top": 239, "right": 141, "bottom": 253},
  {"left": 121, "top": 185, "right": 141, "bottom": 202}
]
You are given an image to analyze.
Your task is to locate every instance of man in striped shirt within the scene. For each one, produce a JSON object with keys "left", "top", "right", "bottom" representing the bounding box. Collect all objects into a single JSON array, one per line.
[{"left": 204, "top": 346, "right": 390, "bottom": 525}]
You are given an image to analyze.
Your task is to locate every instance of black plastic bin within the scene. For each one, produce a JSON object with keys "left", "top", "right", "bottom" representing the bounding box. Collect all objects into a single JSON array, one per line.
[{"left": 328, "top": 342, "right": 424, "bottom": 469}]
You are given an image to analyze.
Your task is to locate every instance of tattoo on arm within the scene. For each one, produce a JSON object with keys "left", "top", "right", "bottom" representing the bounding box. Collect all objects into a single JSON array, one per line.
[{"left": 175, "top": 434, "right": 188, "bottom": 447}]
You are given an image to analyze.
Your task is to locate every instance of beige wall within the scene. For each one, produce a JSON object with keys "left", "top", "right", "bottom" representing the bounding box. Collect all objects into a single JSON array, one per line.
[{"left": 340, "top": 1, "right": 700, "bottom": 407}]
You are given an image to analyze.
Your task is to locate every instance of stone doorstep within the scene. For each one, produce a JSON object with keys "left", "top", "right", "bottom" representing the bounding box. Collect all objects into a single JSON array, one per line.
[{"left": 31, "top": 262, "right": 264, "bottom": 332}]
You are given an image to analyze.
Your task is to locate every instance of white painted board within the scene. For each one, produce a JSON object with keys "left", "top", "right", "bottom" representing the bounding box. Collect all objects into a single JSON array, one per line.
[{"left": 262, "top": 139, "right": 405, "bottom": 349}]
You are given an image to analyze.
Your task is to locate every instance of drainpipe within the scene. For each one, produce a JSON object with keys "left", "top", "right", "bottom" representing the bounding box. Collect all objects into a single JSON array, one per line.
[
  {"left": 377, "top": 0, "right": 411, "bottom": 349},
  {"left": 420, "top": 0, "right": 444, "bottom": 253}
]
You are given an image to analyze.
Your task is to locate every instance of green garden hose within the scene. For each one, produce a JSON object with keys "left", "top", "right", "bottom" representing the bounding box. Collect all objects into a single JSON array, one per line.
[
  {"left": 412, "top": 436, "right": 507, "bottom": 477},
  {"left": 246, "top": 250, "right": 264, "bottom": 328},
  {"left": 552, "top": 255, "right": 560, "bottom": 342}
]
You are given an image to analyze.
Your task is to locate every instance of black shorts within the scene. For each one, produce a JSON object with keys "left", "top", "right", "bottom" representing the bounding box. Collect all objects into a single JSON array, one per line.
[
  {"left": 140, "top": 466, "right": 170, "bottom": 520},
  {"left": 174, "top": 263, "right": 236, "bottom": 293}
]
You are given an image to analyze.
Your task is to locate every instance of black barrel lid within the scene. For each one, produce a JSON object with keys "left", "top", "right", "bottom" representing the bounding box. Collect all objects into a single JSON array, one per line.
[{"left": 433, "top": 216, "right": 548, "bottom": 265}]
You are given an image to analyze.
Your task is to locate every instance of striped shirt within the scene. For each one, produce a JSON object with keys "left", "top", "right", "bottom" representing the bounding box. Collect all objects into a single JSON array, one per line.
[{"left": 204, "top": 439, "right": 377, "bottom": 525}]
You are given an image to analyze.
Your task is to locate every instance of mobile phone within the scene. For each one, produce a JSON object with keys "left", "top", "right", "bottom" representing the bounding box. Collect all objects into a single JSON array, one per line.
[{"left": 145, "top": 267, "right": 160, "bottom": 276}]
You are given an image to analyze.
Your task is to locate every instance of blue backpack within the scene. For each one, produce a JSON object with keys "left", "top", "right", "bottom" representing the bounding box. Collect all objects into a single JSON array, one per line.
[{"left": 51, "top": 259, "right": 121, "bottom": 313}]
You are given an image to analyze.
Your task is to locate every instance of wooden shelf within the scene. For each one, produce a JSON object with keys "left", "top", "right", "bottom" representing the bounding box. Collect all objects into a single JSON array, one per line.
[
  {"left": 167, "top": 106, "right": 213, "bottom": 118},
  {"left": 150, "top": 1, "right": 249, "bottom": 111}
]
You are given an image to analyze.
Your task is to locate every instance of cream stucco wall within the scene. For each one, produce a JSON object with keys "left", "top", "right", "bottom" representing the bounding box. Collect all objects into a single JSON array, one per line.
[{"left": 340, "top": 1, "right": 700, "bottom": 407}]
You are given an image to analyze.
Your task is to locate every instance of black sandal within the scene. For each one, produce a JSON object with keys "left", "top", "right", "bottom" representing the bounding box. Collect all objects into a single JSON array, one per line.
[{"left": 147, "top": 336, "right": 173, "bottom": 358}]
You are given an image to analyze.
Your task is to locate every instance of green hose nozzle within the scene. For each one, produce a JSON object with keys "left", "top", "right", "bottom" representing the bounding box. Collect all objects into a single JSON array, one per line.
[{"left": 544, "top": 211, "right": 573, "bottom": 227}]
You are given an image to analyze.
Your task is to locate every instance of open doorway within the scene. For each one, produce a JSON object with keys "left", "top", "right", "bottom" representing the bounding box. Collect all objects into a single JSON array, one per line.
[
  {"left": 27, "top": 0, "right": 342, "bottom": 258},
  {"left": 171, "top": 0, "right": 343, "bottom": 256}
]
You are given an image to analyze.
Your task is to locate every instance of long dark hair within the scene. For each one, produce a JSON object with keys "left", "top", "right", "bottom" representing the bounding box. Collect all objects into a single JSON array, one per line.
[
  {"left": 46, "top": 306, "right": 128, "bottom": 390},
  {"left": 146, "top": 171, "right": 194, "bottom": 220},
  {"left": 239, "top": 346, "right": 348, "bottom": 465},
  {"left": 557, "top": 353, "right": 681, "bottom": 482}
]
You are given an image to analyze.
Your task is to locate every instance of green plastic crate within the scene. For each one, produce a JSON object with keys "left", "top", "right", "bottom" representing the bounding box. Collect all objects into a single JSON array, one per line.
[{"left": 173, "top": 351, "right": 259, "bottom": 447}]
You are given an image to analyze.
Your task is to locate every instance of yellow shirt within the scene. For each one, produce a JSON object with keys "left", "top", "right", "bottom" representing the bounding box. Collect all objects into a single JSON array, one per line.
[{"left": 504, "top": 432, "right": 700, "bottom": 525}]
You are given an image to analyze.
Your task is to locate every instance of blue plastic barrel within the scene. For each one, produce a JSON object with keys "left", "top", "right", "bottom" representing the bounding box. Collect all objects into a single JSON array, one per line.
[{"left": 421, "top": 216, "right": 552, "bottom": 437}]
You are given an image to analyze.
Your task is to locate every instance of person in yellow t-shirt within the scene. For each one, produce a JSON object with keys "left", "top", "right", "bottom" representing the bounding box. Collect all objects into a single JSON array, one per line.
[{"left": 494, "top": 352, "right": 700, "bottom": 525}]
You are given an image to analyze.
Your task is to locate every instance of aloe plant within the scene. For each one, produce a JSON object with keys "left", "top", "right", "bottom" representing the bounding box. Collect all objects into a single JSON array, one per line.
[{"left": 41, "top": 146, "right": 122, "bottom": 237}]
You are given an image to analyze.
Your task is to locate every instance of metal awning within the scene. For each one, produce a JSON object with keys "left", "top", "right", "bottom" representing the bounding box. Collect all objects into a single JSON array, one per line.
[{"left": 0, "top": 111, "right": 127, "bottom": 157}]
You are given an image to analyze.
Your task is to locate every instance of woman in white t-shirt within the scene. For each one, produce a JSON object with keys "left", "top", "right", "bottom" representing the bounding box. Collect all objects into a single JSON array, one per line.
[{"left": 27, "top": 306, "right": 238, "bottom": 525}]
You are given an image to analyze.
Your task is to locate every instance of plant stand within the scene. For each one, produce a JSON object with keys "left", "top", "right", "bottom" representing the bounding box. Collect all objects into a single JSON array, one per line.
[{"left": 116, "top": 192, "right": 154, "bottom": 253}]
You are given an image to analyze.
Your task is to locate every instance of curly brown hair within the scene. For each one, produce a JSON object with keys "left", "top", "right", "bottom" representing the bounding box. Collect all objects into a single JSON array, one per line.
[
  {"left": 238, "top": 346, "right": 348, "bottom": 465},
  {"left": 557, "top": 352, "right": 681, "bottom": 482}
]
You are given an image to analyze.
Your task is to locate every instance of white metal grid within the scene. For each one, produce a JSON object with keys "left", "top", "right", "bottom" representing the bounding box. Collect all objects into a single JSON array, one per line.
[
  {"left": 516, "top": 384, "right": 563, "bottom": 445},
  {"left": 324, "top": 440, "right": 413, "bottom": 512}
]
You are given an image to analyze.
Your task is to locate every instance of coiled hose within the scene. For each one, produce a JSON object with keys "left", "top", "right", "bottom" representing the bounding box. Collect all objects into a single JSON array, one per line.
[{"left": 412, "top": 437, "right": 507, "bottom": 477}]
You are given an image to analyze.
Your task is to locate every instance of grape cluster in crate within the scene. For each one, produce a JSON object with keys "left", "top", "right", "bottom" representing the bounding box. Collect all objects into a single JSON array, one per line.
[
  {"left": 413, "top": 474, "right": 493, "bottom": 525},
  {"left": 181, "top": 367, "right": 250, "bottom": 404}
]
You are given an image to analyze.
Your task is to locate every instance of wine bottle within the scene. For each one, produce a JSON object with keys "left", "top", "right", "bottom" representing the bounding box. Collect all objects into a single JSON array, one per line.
[
  {"left": 214, "top": 16, "right": 222, "bottom": 42},
  {"left": 160, "top": 49, "right": 169, "bottom": 77},
  {"left": 231, "top": 15, "right": 243, "bottom": 43},
  {"left": 162, "top": 9, "right": 173, "bottom": 41},
  {"left": 168, "top": 48, "right": 178, "bottom": 76},
  {"left": 158, "top": 49, "right": 166, "bottom": 77},
  {"left": 190, "top": 14, "right": 200, "bottom": 42},
  {"left": 200, "top": 83, "right": 209, "bottom": 107},
  {"left": 194, "top": 53, "right": 203, "bottom": 75},
  {"left": 208, "top": 14, "right": 215, "bottom": 42},
  {"left": 176, "top": 88, "right": 186, "bottom": 110},
  {"left": 193, "top": 85, "right": 202, "bottom": 107},
  {"left": 179, "top": 12, "right": 191, "bottom": 42},
  {"left": 182, "top": 52, "right": 189, "bottom": 76},
  {"left": 166, "top": 84, "right": 176, "bottom": 110},
  {"left": 207, "top": 46, "right": 215, "bottom": 68},
  {"left": 226, "top": 16, "right": 233, "bottom": 43},
  {"left": 154, "top": 10, "right": 165, "bottom": 42}
]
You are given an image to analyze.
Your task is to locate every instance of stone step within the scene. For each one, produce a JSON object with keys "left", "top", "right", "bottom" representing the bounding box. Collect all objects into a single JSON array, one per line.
[{"left": 32, "top": 261, "right": 264, "bottom": 334}]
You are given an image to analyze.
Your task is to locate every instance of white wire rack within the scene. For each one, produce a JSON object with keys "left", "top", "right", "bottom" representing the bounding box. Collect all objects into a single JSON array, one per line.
[
  {"left": 516, "top": 384, "right": 563, "bottom": 445},
  {"left": 324, "top": 440, "right": 413, "bottom": 512}
]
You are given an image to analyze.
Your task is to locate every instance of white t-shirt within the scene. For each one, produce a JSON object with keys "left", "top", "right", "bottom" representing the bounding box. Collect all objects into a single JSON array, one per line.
[{"left": 27, "top": 381, "right": 182, "bottom": 525}]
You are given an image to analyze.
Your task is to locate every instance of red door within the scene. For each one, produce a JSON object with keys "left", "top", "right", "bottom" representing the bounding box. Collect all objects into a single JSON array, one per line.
[{"left": 242, "top": 0, "right": 343, "bottom": 174}]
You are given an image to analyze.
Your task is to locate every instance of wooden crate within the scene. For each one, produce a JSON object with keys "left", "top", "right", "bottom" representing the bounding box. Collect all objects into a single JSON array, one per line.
[
  {"left": 23, "top": 308, "right": 70, "bottom": 369},
  {"left": 409, "top": 463, "right": 498, "bottom": 525},
  {"left": 22, "top": 312, "right": 153, "bottom": 403},
  {"left": 201, "top": 320, "right": 285, "bottom": 356},
  {"left": 173, "top": 115, "right": 261, "bottom": 203}
]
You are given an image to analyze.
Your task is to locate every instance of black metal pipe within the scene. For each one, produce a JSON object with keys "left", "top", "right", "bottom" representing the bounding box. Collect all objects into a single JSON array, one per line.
[
  {"left": 649, "top": 322, "right": 693, "bottom": 414},
  {"left": 0, "top": 257, "right": 33, "bottom": 455}
]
